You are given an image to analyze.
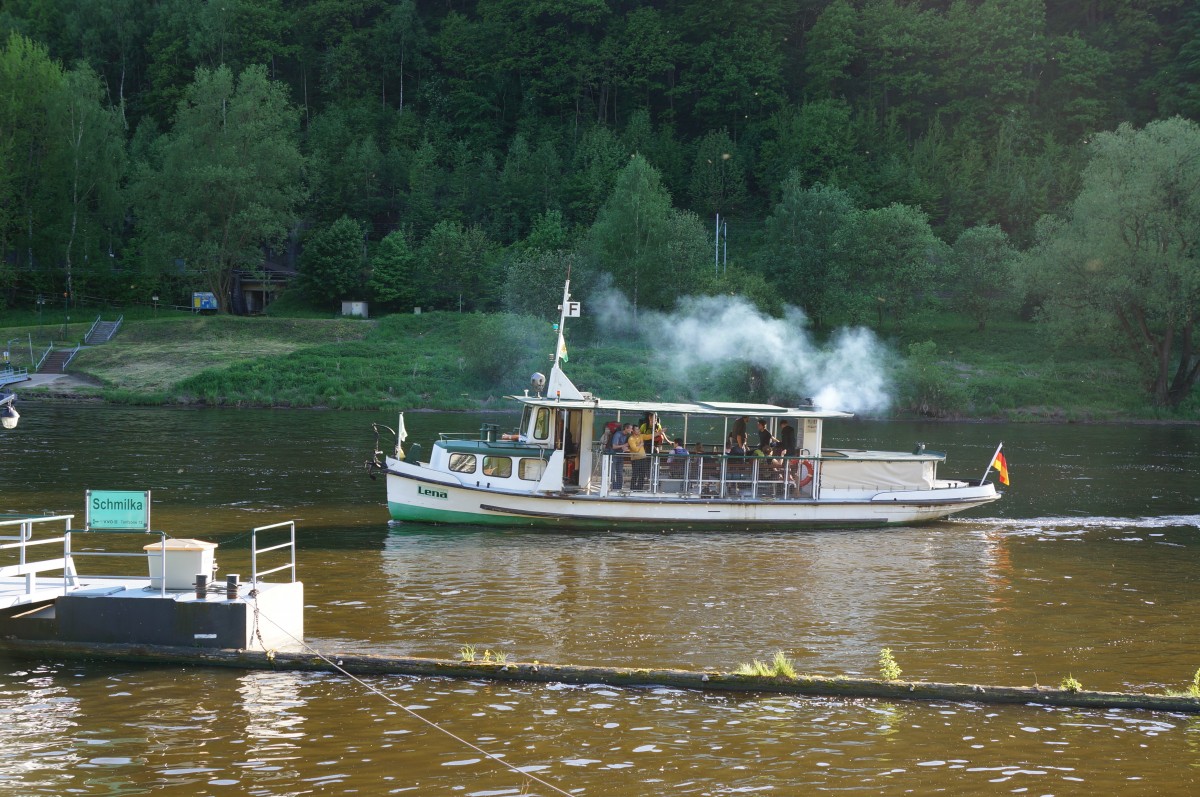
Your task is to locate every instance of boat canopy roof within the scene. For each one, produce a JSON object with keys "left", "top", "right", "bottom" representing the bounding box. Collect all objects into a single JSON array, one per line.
[{"left": 509, "top": 394, "right": 853, "bottom": 420}]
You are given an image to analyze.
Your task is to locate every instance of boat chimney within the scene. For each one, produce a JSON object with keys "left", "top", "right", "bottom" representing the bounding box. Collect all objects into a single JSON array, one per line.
[
  {"left": 226, "top": 574, "right": 239, "bottom": 600},
  {"left": 195, "top": 573, "right": 208, "bottom": 600}
]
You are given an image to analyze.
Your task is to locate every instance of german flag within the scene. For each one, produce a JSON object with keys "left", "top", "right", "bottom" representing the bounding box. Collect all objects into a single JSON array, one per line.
[{"left": 992, "top": 451, "right": 1010, "bottom": 486}]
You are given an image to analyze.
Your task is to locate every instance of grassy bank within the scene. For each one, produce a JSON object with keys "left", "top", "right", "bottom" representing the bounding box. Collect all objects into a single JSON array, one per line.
[{"left": 0, "top": 306, "right": 1194, "bottom": 421}]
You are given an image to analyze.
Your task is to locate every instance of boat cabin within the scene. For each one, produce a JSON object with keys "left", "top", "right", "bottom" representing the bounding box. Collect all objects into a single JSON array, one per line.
[{"left": 416, "top": 363, "right": 949, "bottom": 503}]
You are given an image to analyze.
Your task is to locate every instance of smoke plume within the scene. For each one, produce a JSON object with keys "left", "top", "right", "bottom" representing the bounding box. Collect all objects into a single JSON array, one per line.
[{"left": 590, "top": 287, "right": 893, "bottom": 414}]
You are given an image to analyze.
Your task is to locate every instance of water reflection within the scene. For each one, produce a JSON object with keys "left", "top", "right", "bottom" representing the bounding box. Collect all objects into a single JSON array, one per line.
[{"left": 0, "top": 663, "right": 80, "bottom": 789}]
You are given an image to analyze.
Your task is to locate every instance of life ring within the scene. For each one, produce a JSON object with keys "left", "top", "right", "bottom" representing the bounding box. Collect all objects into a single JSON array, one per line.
[{"left": 793, "top": 459, "right": 814, "bottom": 488}]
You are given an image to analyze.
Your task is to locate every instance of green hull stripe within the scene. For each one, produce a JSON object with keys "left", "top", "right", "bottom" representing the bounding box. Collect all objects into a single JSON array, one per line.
[
  {"left": 387, "top": 501, "right": 594, "bottom": 528},
  {"left": 386, "top": 501, "right": 896, "bottom": 530}
]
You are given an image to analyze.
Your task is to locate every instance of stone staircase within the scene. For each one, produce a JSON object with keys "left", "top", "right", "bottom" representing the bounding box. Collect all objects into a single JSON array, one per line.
[
  {"left": 85, "top": 318, "right": 122, "bottom": 344},
  {"left": 38, "top": 349, "right": 75, "bottom": 373}
]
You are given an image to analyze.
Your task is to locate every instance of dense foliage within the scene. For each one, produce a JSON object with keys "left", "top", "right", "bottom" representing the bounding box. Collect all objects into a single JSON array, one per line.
[{"left": 1, "top": 0, "right": 1198, "bottom": 406}]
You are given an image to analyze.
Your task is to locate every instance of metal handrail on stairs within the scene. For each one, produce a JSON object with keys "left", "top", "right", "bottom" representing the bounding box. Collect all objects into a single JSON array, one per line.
[
  {"left": 60, "top": 344, "right": 81, "bottom": 371},
  {"left": 85, "top": 315, "right": 124, "bottom": 344},
  {"left": 35, "top": 342, "right": 54, "bottom": 372}
]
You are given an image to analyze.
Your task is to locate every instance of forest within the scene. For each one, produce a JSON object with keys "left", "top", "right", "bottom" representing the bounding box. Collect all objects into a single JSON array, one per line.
[{"left": 1, "top": 0, "right": 1198, "bottom": 407}]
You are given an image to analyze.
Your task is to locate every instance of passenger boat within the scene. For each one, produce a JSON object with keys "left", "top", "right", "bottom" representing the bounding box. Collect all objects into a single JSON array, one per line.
[{"left": 368, "top": 283, "right": 1002, "bottom": 529}]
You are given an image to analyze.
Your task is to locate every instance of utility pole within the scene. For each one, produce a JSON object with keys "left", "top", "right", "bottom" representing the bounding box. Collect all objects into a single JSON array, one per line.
[{"left": 715, "top": 212, "right": 720, "bottom": 275}]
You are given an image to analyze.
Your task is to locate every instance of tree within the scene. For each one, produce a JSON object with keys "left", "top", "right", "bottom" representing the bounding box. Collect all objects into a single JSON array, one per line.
[
  {"left": 43, "top": 64, "right": 127, "bottom": 300},
  {"left": 758, "top": 100, "right": 859, "bottom": 197},
  {"left": 805, "top": 0, "right": 858, "bottom": 99},
  {"left": 368, "top": 228, "right": 417, "bottom": 310},
  {"left": 948, "top": 224, "right": 1017, "bottom": 331},
  {"left": 583, "top": 154, "right": 704, "bottom": 314},
  {"left": 688, "top": 129, "right": 748, "bottom": 218},
  {"left": 1022, "top": 117, "right": 1200, "bottom": 409},
  {"left": 836, "top": 202, "right": 947, "bottom": 329},
  {"left": 0, "top": 34, "right": 63, "bottom": 275},
  {"left": 300, "top": 215, "right": 366, "bottom": 304},
  {"left": 130, "top": 64, "right": 306, "bottom": 313},
  {"left": 758, "top": 176, "right": 857, "bottom": 329},
  {"left": 417, "top": 220, "right": 498, "bottom": 312},
  {"left": 503, "top": 249, "right": 577, "bottom": 318},
  {"left": 564, "top": 125, "right": 627, "bottom": 224}
]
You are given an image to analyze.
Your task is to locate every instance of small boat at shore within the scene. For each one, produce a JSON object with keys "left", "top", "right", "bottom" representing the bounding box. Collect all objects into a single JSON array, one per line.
[
  {"left": 368, "top": 283, "right": 1003, "bottom": 529},
  {"left": 0, "top": 389, "right": 18, "bottom": 430}
]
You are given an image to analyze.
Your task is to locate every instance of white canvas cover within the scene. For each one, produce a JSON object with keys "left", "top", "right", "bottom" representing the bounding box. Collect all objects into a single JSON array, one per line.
[{"left": 819, "top": 459, "right": 934, "bottom": 492}]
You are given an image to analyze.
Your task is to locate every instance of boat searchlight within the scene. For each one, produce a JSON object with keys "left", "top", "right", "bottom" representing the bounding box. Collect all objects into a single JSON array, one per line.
[{"left": 530, "top": 372, "right": 546, "bottom": 396}]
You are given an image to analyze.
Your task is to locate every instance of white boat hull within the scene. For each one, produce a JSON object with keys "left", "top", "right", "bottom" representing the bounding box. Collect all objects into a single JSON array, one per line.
[{"left": 381, "top": 458, "right": 999, "bottom": 530}]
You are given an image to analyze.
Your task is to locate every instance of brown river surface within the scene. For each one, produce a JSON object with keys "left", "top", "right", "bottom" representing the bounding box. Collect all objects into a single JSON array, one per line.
[{"left": 1, "top": 403, "right": 1198, "bottom": 795}]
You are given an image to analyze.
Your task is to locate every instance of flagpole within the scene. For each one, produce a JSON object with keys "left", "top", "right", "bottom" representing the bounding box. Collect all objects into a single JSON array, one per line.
[
  {"left": 980, "top": 442, "right": 1003, "bottom": 485},
  {"left": 553, "top": 279, "right": 571, "bottom": 370}
]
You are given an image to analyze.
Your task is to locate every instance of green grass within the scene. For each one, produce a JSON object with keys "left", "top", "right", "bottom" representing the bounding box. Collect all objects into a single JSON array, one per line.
[
  {"left": 735, "top": 651, "right": 798, "bottom": 678},
  {"left": 1059, "top": 674, "right": 1083, "bottom": 693},
  {"left": 0, "top": 304, "right": 1195, "bottom": 419},
  {"left": 878, "top": 648, "right": 903, "bottom": 681}
]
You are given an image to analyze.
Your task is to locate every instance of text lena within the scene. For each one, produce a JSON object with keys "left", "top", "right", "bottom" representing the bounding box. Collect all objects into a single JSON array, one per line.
[{"left": 418, "top": 485, "right": 448, "bottom": 499}]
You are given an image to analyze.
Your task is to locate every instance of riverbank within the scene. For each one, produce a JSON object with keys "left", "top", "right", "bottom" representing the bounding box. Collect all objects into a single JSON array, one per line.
[{"left": 2, "top": 309, "right": 1196, "bottom": 421}]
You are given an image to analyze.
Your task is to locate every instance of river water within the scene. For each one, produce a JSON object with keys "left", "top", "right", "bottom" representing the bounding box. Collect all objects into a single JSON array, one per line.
[{"left": 1, "top": 403, "right": 1198, "bottom": 795}]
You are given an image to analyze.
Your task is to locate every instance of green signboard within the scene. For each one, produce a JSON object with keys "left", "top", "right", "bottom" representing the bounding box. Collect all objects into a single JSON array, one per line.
[{"left": 86, "top": 489, "right": 151, "bottom": 530}]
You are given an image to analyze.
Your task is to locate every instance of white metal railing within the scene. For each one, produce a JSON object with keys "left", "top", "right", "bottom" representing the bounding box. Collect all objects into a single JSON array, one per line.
[
  {"left": 0, "top": 366, "right": 28, "bottom": 386},
  {"left": 84, "top": 315, "right": 102, "bottom": 342},
  {"left": 0, "top": 515, "right": 77, "bottom": 598},
  {"left": 597, "top": 450, "right": 818, "bottom": 500},
  {"left": 35, "top": 342, "right": 53, "bottom": 372},
  {"left": 251, "top": 520, "right": 297, "bottom": 584},
  {"left": 0, "top": 516, "right": 299, "bottom": 601},
  {"left": 60, "top": 343, "right": 81, "bottom": 371},
  {"left": 68, "top": 529, "right": 170, "bottom": 597}
]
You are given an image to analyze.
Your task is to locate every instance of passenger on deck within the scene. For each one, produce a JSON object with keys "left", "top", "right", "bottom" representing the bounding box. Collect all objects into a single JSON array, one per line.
[
  {"left": 667, "top": 437, "right": 689, "bottom": 479},
  {"left": 755, "top": 418, "right": 778, "bottom": 454},
  {"left": 599, "top": 421, "right": 618, "bottom": 451},
  {"left": 779, "top": 418, "right": 797, "bottom": 456},
  {"left": 731, "top": 416, "right": 748, "bottom": 447},
  {"left": 609, "top": 423, "right": 631, "bottom": 490},
  {"left": 726, "top": 433, "right": 747, "bottom": 457},
  {"left": 627, "top": 424, "right": 649, "bottom": 490},
  {"left": 640, "top": 412, "right": 669, "bottom": 452}
]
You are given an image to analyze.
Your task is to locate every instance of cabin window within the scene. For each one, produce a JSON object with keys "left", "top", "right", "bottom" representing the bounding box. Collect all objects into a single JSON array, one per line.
[
  {"left": 448, "top": 453, "right": 476, "bottom": 473},
  {"left": 519, "top": 458, "right": 546, "bottom": 481},
  {"left": 534, "top": 408, "right": 550, "bottom": 440},
  {"left": 482, "top": 456, "right": 512, "bottom": 478}
]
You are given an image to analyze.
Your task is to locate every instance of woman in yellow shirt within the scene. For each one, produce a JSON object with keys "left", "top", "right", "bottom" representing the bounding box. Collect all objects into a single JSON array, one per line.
[{"left": 627, "top": 427, "right": 648, "bottom": 490}]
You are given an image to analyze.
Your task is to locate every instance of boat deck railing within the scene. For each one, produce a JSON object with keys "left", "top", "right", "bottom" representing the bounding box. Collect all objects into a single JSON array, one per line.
[
  {"left": 0, "top": 516, "right": 170, "bottom": 605},
  {"left": 595, "top": 450, "right": 816, "bottom": 500},
  {"left": 0, "top": 515, "right": 79, "bottom": 606},
  {"left": 251, "top": 520, "right": 297, "bottom": 584},
  {"left": 68, "top": 528, "right": 173, "bottom": 597}
]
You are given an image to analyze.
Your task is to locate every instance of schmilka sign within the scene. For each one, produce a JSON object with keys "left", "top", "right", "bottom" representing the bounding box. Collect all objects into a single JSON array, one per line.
[{"left": 86, "top": 490, "right": 151, "bottom": 530}]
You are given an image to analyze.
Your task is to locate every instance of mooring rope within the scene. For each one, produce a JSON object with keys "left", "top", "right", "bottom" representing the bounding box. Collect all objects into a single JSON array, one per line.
[{"left": 250, "top": 607, "right": 576, "bottom": 797}]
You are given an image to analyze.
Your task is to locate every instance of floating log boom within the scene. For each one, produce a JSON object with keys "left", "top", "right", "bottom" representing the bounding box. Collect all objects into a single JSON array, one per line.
[{"left": 4, "top": 640, "right": 1197, "bottom": 715}]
